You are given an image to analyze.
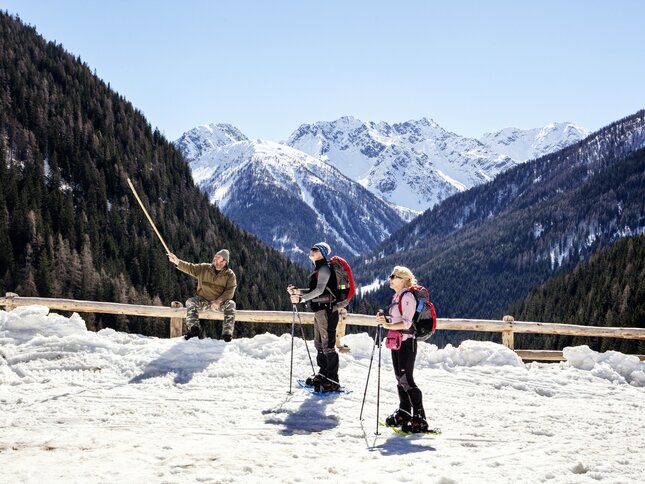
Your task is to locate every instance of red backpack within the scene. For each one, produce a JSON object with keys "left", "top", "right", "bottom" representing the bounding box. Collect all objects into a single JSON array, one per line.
[
  {"left": 397, "top": 285, "right": 437, "bottom": 341},
  {"left": 327, "top": 256, "right": 355, "bottom": 309}
]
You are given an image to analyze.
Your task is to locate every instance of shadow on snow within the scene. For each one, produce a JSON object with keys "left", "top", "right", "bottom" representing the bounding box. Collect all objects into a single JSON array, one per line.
[
  {"left": 129, "top": 339, "right": 224, "bottom": 385},
  {"left": 263, "top": 393, "right": 340, "bottom": 435},
  {"left": 361, "top": 421, "right": 436, "bottom": 455}
]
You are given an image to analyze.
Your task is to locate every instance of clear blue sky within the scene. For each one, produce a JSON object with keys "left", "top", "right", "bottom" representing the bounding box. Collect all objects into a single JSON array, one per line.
[{"left": 3, "top": 0, "right": 644, "bottom": 142}]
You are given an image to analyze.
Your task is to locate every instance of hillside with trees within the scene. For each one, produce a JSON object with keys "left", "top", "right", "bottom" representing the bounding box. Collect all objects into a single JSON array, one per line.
[
  {"left": 355, "top": 112, "right": 645, "bottom": 327},
  {"left": 508, "top": 235, "right": 645, "bottom": 355},
  {"left": 0, "top": 12, "right": 305, "bottom": 337}
]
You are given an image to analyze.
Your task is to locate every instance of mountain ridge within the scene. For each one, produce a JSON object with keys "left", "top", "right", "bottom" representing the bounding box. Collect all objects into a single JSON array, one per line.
[
  {"left": 286, "top": 117, "right": 589, "bottom": 212},
  {"left": 175, "top": 128, "right": 410, "bottom": 263}
]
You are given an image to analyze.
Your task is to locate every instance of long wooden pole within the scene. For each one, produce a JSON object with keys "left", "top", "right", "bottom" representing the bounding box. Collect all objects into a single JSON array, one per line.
[{"left": 126, "top": 177, "right": 171, "bottom": 254}]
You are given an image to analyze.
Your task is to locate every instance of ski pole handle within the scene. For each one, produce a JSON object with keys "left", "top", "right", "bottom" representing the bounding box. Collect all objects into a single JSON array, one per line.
[{"left": 376, "top": 309, "right": 388, "bottom": 326}]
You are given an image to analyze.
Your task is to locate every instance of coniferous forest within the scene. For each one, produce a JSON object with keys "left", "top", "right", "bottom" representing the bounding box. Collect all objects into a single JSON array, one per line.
[
  {"left": 508, "top": 235, "right": 645, "bottom": 355},
  {"left": 0, "top": 12, "right": 306, "bottom": 337}
]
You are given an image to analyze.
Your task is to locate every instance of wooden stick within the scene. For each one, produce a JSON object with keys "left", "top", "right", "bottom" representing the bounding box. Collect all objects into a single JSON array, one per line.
[{"left": 127, "top": 178, "right": 171, "bottom": 254}]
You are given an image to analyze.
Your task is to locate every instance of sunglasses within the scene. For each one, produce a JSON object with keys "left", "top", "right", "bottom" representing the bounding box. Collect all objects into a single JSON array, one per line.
[
  {"left": 389, "top": 274, "right": 401, "bottom": 280},
  {"left": 310, "top": 247, "right": 320, "bottom": 252}
]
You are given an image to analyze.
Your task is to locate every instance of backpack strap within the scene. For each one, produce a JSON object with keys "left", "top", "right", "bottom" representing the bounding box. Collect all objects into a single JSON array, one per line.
[
  {"left": 396, "top": 289, "right": 411, "bottom": 316},
  {"left": 393, "top": 289, "right": 417, "bottom": 337},
  {"left": 313, "top": 262, "right": 336, "bottom": 303}
]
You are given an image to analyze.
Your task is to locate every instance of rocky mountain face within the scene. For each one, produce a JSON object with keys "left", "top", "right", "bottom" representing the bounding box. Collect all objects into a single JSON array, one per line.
[
  {"left": 286, "top": 117, "right": 590, "bottom": 212},
  {"left": 176, "top": 126, "right": 409, "bottom": 264}
]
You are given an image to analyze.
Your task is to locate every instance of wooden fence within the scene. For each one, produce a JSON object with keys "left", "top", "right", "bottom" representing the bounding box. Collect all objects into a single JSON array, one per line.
[{"left": 2, "top": 293, "right": 644, "bottom": 362}]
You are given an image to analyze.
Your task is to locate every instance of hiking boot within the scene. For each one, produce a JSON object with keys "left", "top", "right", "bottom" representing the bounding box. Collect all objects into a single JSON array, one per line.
[
  {"left": 305, "top": 373, "right": 325, "bottom": 386},
  {"left": 401, "top": 415, "right": 429, "bottom": 433},
  {"left": 385, "top": 408, "right": 412, "bottom": 427},
  {"left": 184, "top": 325, "right": 201, "bottom": 340},
  {"left": 315, "top": 380, "right": 341, "bottom": 393},
  {"left": 222, "top": 333, "right": 232, "bottom": 342}
]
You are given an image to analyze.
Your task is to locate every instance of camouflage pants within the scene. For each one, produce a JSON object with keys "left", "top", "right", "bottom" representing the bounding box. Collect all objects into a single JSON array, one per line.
[{"left": 185, "top": 296, "right": 236, "bottom": 337}]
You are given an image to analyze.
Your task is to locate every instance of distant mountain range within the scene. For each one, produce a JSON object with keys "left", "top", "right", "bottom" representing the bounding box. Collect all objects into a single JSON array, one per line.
[
  {"left": 175, "top": 126, "right": 410, "bottom": 264},
  {"left": 288, "top": 117, "right": 589, "bottom": 211},
  {"left": 177, "top": 118, "right": 588, "bottom": 262}
]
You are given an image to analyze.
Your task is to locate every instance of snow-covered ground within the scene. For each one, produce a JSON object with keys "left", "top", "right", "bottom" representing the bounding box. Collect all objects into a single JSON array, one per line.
[{"left": 1, "top": 306, "right": 644, "bottom": 483}]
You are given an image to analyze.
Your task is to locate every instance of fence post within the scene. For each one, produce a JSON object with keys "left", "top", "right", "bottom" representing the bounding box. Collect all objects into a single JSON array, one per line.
[
  {"left": 336, "top": 307, "right": 350, "bottom": 353},
  {"left": 502, "top": 315, "right": 515, "bottom": 350},
  {"left": 4, "top": 292, "right": 18, "bottom": 311},
  {"left": 170, "top": 301, "right": 184, "bottom": 338}
]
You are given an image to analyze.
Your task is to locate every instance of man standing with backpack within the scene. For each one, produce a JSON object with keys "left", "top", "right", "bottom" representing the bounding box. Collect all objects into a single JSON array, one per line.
[{"left": 288, "top": 242, "right": 341, "bottom": 393}]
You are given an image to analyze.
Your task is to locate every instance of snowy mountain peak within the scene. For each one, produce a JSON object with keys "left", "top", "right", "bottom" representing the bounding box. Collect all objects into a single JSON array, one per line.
[
  {"left": 286, "top": 116, "right": 590, "bottom": 212},
  {"left": 176, "top": 128, "right": 410, "bottom": 262},
  {"left": 480, "top": 122, "right": 590, "bottom": 162},
  {"left": 176, "top": 116, "right": 589, "bottom": 260},
  {"left": 287, "top": 116, "right": 517, "bottom": 211},
  {"left": 175, "top": 123, "right": 248, "bottom": 161}
]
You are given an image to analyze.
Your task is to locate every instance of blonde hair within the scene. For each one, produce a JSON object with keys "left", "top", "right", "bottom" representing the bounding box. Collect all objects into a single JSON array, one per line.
[{"left": 391, "top": 266, "right": 417, "bottom": 288}]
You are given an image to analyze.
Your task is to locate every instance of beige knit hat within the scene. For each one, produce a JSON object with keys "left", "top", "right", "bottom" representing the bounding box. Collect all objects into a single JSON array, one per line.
[{"left": 215, "top": 249, "right": 230, "bottom": 263}]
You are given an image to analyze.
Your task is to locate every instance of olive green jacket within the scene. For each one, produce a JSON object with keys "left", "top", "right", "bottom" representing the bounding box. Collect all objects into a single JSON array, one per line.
[{"left": 176, "top": 260, "right": 237, "bottom": 302}]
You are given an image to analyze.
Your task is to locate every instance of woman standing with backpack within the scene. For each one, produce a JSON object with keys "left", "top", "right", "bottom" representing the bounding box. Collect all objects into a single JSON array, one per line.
[{"left": 375, "top": 266, "right": 429, "bottom": 433}]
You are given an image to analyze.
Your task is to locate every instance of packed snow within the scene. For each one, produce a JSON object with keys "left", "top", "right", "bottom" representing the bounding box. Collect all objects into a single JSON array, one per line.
[{"left": 1, "top": 306, "right": 644, "bottom": 483}]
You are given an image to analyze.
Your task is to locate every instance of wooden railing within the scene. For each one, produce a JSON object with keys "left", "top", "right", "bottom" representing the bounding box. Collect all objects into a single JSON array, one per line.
[{"left": 2, "top": 293, "right": 644, "bottom": 361}]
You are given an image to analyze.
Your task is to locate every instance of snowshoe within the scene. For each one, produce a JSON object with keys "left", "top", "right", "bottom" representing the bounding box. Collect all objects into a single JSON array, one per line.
[
  {"left": 296, "top": 379, "right": 351, "bottom": 395},
  {"left": 385, "top": 408, "right": 412, "bottom": 428},
  {"left": 315, "top": 380, "right": 341, "bottom": 393},
  {"left": 305, "top": 373, "right": 325, "bottom": 386},
  {"left": 401, "top": 415, "right": 429, "bottom": 434}
]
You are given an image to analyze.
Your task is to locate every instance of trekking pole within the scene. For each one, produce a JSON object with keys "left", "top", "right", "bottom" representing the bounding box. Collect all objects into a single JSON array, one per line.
[
  {"left": 359, "top": 324, "right": 380, "bottom": 421},
  {"left": 294, "top": 303, "right": 316, "bottom": 375},
  {"left": 288, "top": 305, "right": 295, "bottom": 394},
  {"left": 375, "top": 323, "right": 382, "bottom": 435},
  {"left": 127, "top": 178, "right": 172, "bottom": 254}
]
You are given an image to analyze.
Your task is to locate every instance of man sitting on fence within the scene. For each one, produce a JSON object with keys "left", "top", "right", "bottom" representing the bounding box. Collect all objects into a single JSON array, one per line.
[{"left": 167, "top": 249, "right": 237, "bottom": 341}]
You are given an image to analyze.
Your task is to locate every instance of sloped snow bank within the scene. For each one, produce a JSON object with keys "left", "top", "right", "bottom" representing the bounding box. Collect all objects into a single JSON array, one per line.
[
  {"left": 564, "top": 345, "right": 645, "bottom": 387},
  {"left": 1, "top": 307, "right": 642, "bottom": 387}
]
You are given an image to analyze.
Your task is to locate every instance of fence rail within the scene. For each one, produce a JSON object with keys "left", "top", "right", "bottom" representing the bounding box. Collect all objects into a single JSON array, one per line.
[{"left": 2, "top": 293, "right": 644, "bottom": 361}]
